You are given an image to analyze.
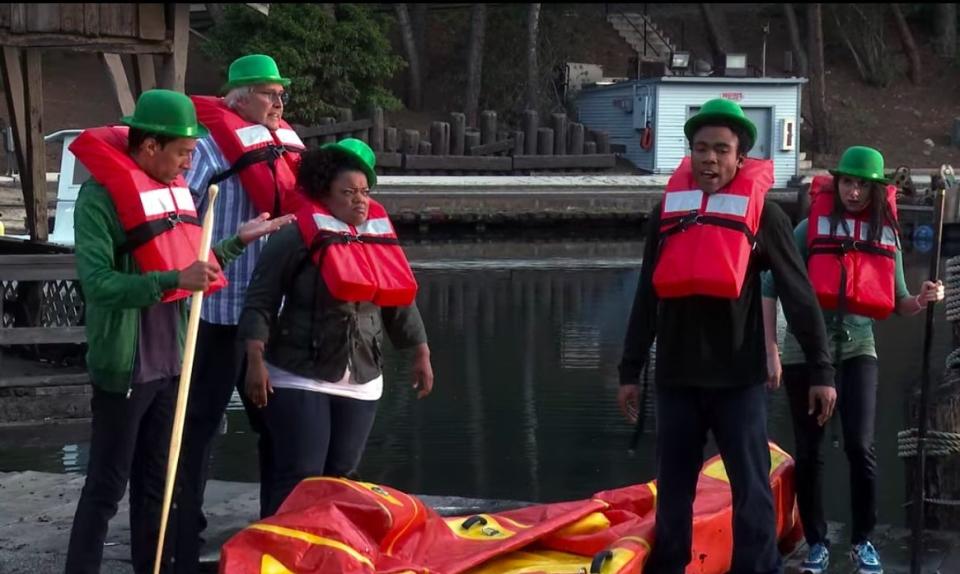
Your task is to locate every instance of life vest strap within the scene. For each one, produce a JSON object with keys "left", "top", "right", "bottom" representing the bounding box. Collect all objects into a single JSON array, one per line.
[
  {"left": 808, "top": 237, "right": 895, "bottom": 259},
  {"left": 209, "top": 144, "right": 295, "bottom": 186},
  {"left": 660, "top": 212, "right": 757, "bottom": 246},
  {"left": 118, "top": 213, "right": 202, "bottom": 255},
  {"left": 309, "top": 232, "right": 401, "bottom": 254}
]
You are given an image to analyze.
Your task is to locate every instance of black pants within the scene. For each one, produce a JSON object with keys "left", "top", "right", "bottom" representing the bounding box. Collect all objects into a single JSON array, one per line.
[
  {"left": 784, "top": 355, "right": 878, "bottom": 546},
  {"left": 261, "top": 388, "right": 378, "bottom": 517},
  {"left": 646, "top": 383, "right": 781, "bottom": 574},
  {"left": 65, "top": 378, "right": 178, "bottom": 574},
  {"left": 173, "top": 321, "right": 269, "bottom": 572}
]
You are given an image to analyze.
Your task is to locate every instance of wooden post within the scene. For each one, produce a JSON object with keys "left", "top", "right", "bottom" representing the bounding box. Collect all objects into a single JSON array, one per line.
[
  {"left": 584, "top": 141, "right": 597, "bottom": 154},
  {"left": 464, "top": 129, "right": 481, "bottom": 155},
  {"left": 24, "top": 50, "right": 47, "bottom": 242},
  {"left": 159, "top": 4, "right": 188, "bottom": 92},
  {"left": 480, "top": 110, "right": 497, "bottom": 145},
  {"left": 371, "top": 106, "right": 384, "bottom": 152},
  {"left": 537, "top": 128, "right": 554, "bottom": 156},
  {"left": 385, "top": 127, "right": 399, "bottom": 152},
  {"left": 442, "top": 122, "right": 451, "bottom": 156},
  {"left": 402, "top": 129, "right": 421, "bottom": 154},
  {"left": 451, "top": 112, "right": 466, "bottom": 155},
  {"left": 318, "top": 118, "right": 336, "bottom": 144},
  {"left": 569, "top": 122, "right": 585, "bottom": 155},
  {"left": 338, "top": 108, "right": 353, "bottom": 123},
  {"left": 100, "top": 53, "right": 136, "bottom": 117},
  {"left": 512, "top": 130, "right": 525, "bottom": 155},
  {"left": 1, "top": 46, "right": 30, "bottom": 195},
  {"left": 552, "top": 113, "right": 567, "bottom": 155},
  {"left": 430, "top": 122, "right": 445, "bottom": 156},
  {"left": 523, "top": 109, "right": 538, "bottom": 155},
  {"left": 596, "top": 131, "right": 610, "bottom": 154},
  {"left": 135, "top": 55, "right": 157, "bottom": 95},
  {"left": 418, "top": 141, "right": 432, "bottom": 155}
]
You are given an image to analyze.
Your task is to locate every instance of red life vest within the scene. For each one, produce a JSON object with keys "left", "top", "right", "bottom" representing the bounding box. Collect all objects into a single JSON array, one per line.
[
  {"left": 806, "top": 175, "right": 899, "bottom": 319},
  {"left": 68, "top": 126, "right": 227, "bottom": 303},
  {"left": 652, "top": 156, "right": 772, "bottom": 299},
  {"left": 190, "top": 96, "right": 306, "bottom": 216},
  {"left": 295, "top": 198, "right": 418, "bottom": 307}
]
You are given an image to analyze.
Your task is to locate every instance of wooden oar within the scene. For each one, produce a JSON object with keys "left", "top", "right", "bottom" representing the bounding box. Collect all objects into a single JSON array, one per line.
[
  {"left": 153, "top": 184, "right": 220, "bottom": 574},
  {"left": 909, "top": 166, "right": 949, "bottom": 574}
]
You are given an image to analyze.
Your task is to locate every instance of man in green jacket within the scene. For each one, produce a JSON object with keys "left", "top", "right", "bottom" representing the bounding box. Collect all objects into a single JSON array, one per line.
[{"left": 64, "top": 90, "right": 292, "bottom": 574}]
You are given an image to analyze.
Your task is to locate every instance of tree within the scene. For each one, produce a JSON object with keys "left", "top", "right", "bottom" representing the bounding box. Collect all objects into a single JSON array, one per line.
[
  {"left": 412, "top": 4, "right": 429, "bottom": 86},
  {"left": 831, "top": 4, "right": 892, "bottom": 87},
  {"left": 700, "top": 4, "right": 733, "bottom": 68},
  {"left": 394, "top": 4, "right": 423, "bottom": 110},
  {"left": 934, "top": 4, "right": 957, "bottom": 58},
  {"left": 782, "top": 4, "right": 808, "bottom": 77},
  {"left": 891, "top": 3, "right": 921, "bottom": 85},
  {"left": 807, "top": 3, "right": 833, "bottom": 154},
  {"left": 526, "top": 4, "right": 541, "bottom": 110},
  {"left": 464, "top": 4, "right": 487, "bottom": 126},
  {"left": 204, "top": 4, "right": 404, "bottom": 124}
]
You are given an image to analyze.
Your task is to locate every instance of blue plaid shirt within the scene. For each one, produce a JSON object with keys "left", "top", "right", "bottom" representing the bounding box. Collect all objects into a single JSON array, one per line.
[{"left": 186, "top": 136, "right": 263, "bottom": 325}]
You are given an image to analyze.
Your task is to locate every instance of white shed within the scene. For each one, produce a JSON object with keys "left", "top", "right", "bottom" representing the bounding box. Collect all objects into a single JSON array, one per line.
[{"left": 576, "top": 77, "right": 806, "bottom": 188}]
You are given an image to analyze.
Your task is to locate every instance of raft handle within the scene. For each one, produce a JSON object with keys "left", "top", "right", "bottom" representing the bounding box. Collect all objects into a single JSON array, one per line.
[
  {"left": 590, "top": 549, "right": 613, "bottom": 573},
  {"left": 460, "top": 515, "right": 488, "bottom": 530}
]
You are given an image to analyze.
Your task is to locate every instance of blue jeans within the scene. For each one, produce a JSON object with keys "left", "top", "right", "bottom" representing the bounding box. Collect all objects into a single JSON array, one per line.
[
  {"left": 260, "top": 387, "right": 378, "bottom": 516},
  {"left": 645, "top": 383, "right": 782, "bottom": 574}
]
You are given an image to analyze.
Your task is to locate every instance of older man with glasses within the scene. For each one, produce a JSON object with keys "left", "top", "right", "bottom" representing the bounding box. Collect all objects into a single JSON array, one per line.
[{"left": 174, "top": 54, "right": 307, "bottom": 571}]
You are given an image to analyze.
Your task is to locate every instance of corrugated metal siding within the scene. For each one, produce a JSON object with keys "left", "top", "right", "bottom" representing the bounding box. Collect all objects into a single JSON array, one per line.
[
  {"left": 575, "top": 83, "right": 649, "bottom": 171},
  {"left": 654, "top": 83, "right": 801, "bottom": 188}
]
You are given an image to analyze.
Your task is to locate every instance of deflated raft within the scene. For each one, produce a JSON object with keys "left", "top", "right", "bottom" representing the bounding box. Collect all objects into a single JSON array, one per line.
[{"left": 220, "top": 442, "right": 802, "bottom": 573}]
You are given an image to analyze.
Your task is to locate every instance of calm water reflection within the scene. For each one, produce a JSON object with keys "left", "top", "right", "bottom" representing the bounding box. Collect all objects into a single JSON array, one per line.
[{"left": 1, "top": 235, "right": 954, "bottom": 529}]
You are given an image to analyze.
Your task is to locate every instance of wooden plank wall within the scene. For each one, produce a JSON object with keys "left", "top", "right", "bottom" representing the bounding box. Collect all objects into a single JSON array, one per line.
[{"left": 0, "top": 3, "right": 167, "bottom": 39}]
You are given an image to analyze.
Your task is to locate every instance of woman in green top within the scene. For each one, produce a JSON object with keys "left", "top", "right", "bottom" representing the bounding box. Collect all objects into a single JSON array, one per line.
[{"left": 762, "top": 146, "right": 943, "bottom": 574}]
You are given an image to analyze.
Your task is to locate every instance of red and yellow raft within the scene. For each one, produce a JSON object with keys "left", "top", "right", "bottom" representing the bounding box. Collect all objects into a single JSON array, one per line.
[{"left": 220, "top": 442, "right": 802, "bottom": 573}]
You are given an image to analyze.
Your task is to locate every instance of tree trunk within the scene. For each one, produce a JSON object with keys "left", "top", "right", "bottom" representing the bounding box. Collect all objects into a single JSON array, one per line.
[
  {"left": 891, "top": 3, "right": 922, "bottom": 85},
  {"left": 320, "top": 4, "right": 336, "bottom": 22},
  {"left": 412, "top": 4, "right": 428, "bottom": 85},
  {"left": 782, "top": 3, "right": 808, "bottom": 77},
  {"left": 526, "top": 3, "right": 541, "bottom": 111},
  {"left": 465, "top": 3, "right": 487, "bottom": 127},
  {"left": 394, "top": 4, "right": 423, "bottom": 111},
  {"left": 807, "top": 3, "right": 832, "bottom": 154},
  {"left": 934, "top": 3, "right": 957, "bottom": 58},
  {"left": 205, "top": 3, "right": 228, "bottom": 26},
  {"left": 700, "top": 4, "right": 732, "bottom": 67}
]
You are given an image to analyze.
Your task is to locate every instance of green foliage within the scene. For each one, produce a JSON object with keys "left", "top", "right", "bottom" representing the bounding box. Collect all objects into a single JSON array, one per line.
[{"left": 203, "top": 4, "right": 405, "bottom": 124}]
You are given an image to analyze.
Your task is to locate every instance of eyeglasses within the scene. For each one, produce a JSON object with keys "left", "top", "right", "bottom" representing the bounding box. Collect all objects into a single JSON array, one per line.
[{"left": 253, "top": 90, "right": 290, "bottom": 105}]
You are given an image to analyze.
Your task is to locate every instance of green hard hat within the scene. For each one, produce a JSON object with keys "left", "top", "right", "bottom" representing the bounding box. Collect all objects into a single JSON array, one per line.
[
  {"left": 120, "top": 89, "right": 208, "bottom": 138},
  {"left": 222, "top": 54, "right": 291, "bottom": 92},
  {"left": 684, "top": 98, "right": 757, "bottom": 152},
  {"left": 829, "top": 146, "right": 889, "bottom": 183},
  {"left": 321, "top": 137, "right": 377, "bottom": 187}
]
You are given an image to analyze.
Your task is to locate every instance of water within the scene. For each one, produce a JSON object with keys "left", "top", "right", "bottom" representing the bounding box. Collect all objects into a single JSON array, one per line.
[{"left": 1, "top": 235, "right": 954, "bottom": 530}]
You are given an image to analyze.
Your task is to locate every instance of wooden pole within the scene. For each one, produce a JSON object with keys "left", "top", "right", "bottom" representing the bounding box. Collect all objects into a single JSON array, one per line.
[
  {"left": 24, "top": 49, "right": 47, "bottom": 242},
  {"left": 450, "top": 113, "right": 466, "bottom": 155},
  {"left": 152, "top": 184, "right": 220, "bottom": 574},
  {"left": 371, "top": 106, "right": 384, "bottom": 152},
  {"left": 523, "top": 110, "right": 538, "bottom": 155},
  {"left": 480, "top": 110, "right": 497, "bottom": 146},
  {"left": 552, "top": 113, "right": 567, "bottom": 155}
]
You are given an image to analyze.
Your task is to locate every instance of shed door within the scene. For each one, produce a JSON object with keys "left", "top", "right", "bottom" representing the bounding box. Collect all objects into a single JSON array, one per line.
[{"left": 687, "top": 106, "right": 772, "bottom": 159}]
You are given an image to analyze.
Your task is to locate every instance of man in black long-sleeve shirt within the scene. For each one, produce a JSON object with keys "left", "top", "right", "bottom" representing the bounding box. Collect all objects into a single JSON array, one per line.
[{"left": 618, "top": 99, "right": 836, "bottom": 574}]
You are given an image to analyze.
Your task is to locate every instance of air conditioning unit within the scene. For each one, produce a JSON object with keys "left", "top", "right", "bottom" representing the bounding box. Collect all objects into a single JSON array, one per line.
[{"left": 780, "top": 118, "right": 796, "bottom": 151}]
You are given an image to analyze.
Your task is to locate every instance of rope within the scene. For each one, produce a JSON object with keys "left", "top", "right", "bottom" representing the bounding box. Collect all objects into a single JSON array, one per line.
[
  {"left": 897, "top": 428, "right": 960, "bottom": 457},
  {"left": 945, "top": 255, "right": 960, "bottom": 321}
]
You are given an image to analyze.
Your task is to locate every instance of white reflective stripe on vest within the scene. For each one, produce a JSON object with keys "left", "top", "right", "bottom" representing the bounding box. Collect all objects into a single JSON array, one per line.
[
  {"left": 355, "top": 217, "right": 393, "bottom": 236},
  {"left": 170, "top": 187, "right": 197, "bottom": 213},
  {"left": 235, "top": 124, "right": 274, "bottom": 148},
  {"left": 859, "top": 223, "right": 898, "bottom": 247},
  {"left": 140, "top": 188, "right": 177, "bottom": 217},
  {"left": 313, "top": 213, "right": 352, "bottom": 234},
  {"left": 274, "top": 128, "right": 305, "bottom": 148},
  {"left": 663, "top": 190, "right": 703, "bottom": 213},
  {"left": 816, "top": 216, "right": 857, "bottom": 238},
  {"left": 704, "top": 194, "right": 749, "bottom": 217}
]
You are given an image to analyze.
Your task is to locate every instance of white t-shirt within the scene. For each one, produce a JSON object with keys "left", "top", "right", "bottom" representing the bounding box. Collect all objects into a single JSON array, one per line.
[{"left": 266, "top": 361, "right": 383, "bottom": 401}]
